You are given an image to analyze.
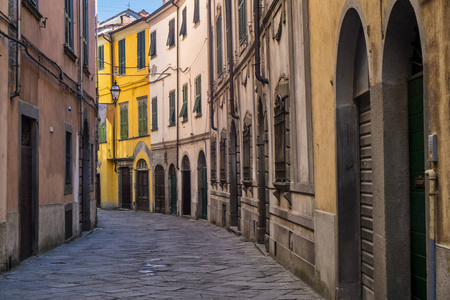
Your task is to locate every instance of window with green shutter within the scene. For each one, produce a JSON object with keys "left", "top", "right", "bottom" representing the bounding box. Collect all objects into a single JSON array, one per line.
[
  {"left": 120, "top": 104, "right": 128, "bottom": 139},
  {"left": 64, "top": 0, "right": 74, "bottom": 49},
  {"left": 193, "top": 76, "right": 201, "bottom": 115},
  {"left": 138, "top": 99, "right": 148, "bottom": 135},
  {"left": 167, "top": 19, "right": 175, "bottom": 47},
  {"left": 193, "top": 0, "right": 200, "bottom": 24},
  {"left": 238, "top": 0, "right": 247, "bottom": 43},
  {"left": 83, "top": 0, "right": 89, "bottom": 66},
  {"left": 151, "top": 97, "right": 158, "bottom": 131},
  {"left": 180, "top": 7, "right": 187, "bottom": 37},
  {"left": 179, "top": 84, "right": 188, "bottom": 121},
  {"left": 216, "top": 13, "right": 223, "bottom": 75},
  {"left": 98, "top": 45, "right": 104, "bottom": 70},
  {"left": 150, "top": 31, "right": 157, "bottom": 57},
  {"left": 169, "top": 90, "right": 176, "bottom": 126},
  {"left": 99, "top": 121, "right": 106, "bottom": 142},
  {"left": 137, "top": 31, "right": 145, "bottom": 69},
  {"left": 118, "top": 39, "right": 126, "bottom": 75}
]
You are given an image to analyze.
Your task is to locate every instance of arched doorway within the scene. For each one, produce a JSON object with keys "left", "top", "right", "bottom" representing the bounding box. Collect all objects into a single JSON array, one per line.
[
  {"left": 169, "top": 164, "right": 177, "bottom": 215},
  {"left": 198, "top": 151, "right": 207, "bottom": 220},
  {"left": 81, "top": 119, "right": 91, "bottom": 231},
  {"left": 154, "top": 165, "right": 165, "bottom": 213},
  {"left": 335, "top": 8, "right": 371, "bottom": 298},
  {"left": 257, "top": 99, "right": 266, "bottom": 245},
  {"left": 229, "top": 121, "right": 239, "bottom": 228},
  {"left": 136, "top": 160, "right": 149, "bottom": 211},
  {"left": 382, "top": 1, "right": 426, "bottom": 298},
  {"left": 181, "top": 156, "right": 191, "bottom": 216}
]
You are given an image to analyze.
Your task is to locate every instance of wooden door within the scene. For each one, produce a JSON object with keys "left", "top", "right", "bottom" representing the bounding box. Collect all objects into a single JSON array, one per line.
[
  {"left": 201, "top": 168, "right": 207, "bottom": 220},
  {"left": 20, "top": 144, "right": 33, "bottom": 261},
  {"left": 182, "top": 171, "right": 191, "bottom": 216},
  {"left": 170, "top": 174, "right": 177, "bottom": 215},
  {"left": 96, "top": 174, "right": 101, "bottom": 208},
  {"left": 155, "top": 166, "right": 165, "bottom": 213},
  {"left": 137, "top": 171, "right": 149, "bottom": 211},
  {"left": 408, "top": 77, "right": 427, "bottom": 300},
  {"left": 121, "top": 167, "right": 131, "bottom": 209}
]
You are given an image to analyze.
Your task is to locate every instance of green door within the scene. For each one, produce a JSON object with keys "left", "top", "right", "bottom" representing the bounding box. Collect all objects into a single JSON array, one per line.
[
  {"left": 408, "top": 76, "right": 427, "bottom": 300},
  {"left": 201, "top": 168, "right": 208, "bottom": 220},
  {"left": 171, "top": 174, "right": 177, "bottom": 215}
]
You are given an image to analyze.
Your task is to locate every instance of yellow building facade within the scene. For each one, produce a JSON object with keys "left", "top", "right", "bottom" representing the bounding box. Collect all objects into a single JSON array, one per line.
[{"left": 97, "top": 15, "right": 152, "bottom": 211}]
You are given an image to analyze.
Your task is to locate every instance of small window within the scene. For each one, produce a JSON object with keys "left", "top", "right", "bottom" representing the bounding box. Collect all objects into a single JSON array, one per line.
[
  {"left": 64, "top": 0, "right": 74, "bottom": 49},
  {"left": 180, "top": 7, "right": 187, "bottom": 37},
  {"left": 169, "top": 90, "right": 176, "bottom": 126},
  {"left": 193, "top": 0, "right": 200, "bottom": 24},
  {"left": 118, "top": 39, "right": 126, "bottom": 75},
  {"left": 238, "top": 0, "right": 247, "bottom": 42},
  {"left": 220, "top": 134, "right": 226, "bottom": 183},
  {"left": 120, "top": 103, "right": 128, "bottom": 139},
  {"left": 216, "top": 13, "right": 223, "bottom": 76},
  {"left": 193, "top": 76, "right": 201, "bottom": 115},
  {"left": 211, "top": 139, "right": 217, "bottom": 182},
  {"left": 82, "top": 0, "right": 89, "bottom": 66},
  {"left": 167, "top": 19, "right": 175, "bottom": 47},
  {"left": 179, "top": 84, "right": 188, "bottom": 121},
  {"left": 150, "top": 31, "right": 157, "bottom": 57},
  {"left": 65, "top": 130, "right": 72, "bottom": 191},
  {"left": 98, "top": 45, "right": 104, "bottom": 70},
  {"left": 139, "top": 98, "right": 148, "bottom": 135},
  {"left": 274, "top": 95, "right": 287, "bottom": 181},
  {"left": 151, "top": 97, "right": 158, "bottom": 131},
  {"left": 137, "top": 31, "right": 146, "bottom": 70},
  {"left": 99, "top": 120, "right": 106, "bottom": 142},
  {"left": 243, "top": 122, "right": 251, "bottom": 181}
]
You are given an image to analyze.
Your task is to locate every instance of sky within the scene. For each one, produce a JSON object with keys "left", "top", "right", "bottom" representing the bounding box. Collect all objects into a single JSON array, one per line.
[{"left": 97, "top": 0, "right": 163, "bottom": 22}]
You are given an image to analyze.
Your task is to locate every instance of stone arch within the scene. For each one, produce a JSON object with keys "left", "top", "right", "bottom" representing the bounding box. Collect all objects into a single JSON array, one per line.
[
  {"left": 335, "top": 5, "right": 371, "bottom": 299},
  {"left": 381, "top": 1, "right": 427, "bottom": 298}
]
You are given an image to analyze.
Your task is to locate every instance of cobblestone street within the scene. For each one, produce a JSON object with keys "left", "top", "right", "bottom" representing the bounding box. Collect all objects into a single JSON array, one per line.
[{"left": 0, "top": 210, "right": 322, "bottom": 299}]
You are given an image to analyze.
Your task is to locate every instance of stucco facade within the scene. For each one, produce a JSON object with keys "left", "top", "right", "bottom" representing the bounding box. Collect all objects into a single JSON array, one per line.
[{"left": 0, "top": 0, "right": 97, "bottom": 271}]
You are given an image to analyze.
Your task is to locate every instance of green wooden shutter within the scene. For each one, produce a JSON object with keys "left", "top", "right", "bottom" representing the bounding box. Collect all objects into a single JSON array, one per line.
[
  {"left": 169, "top": 91, "right": 175, "bottom": 125},
  {"left": 193, "top": 0, "right": 200, "bottom": 24},
  {"left": 98, "top": 45, "right": 104, "bottom": 70},
  {"left": 137, "top": 31, "right": 145, "bottom": 69},
  {"left": 180, "top": 7, "right": 187, "bottom": 37},
  {"left": 119, "top": 39, "right": 126, "bottom": 75},
  {"left": 150, "top": 31, "right": 156, "bottom": 57},
  {"left": 152, "top": 98, "right": 157, "bottom": 130},
  {"left": 216, "top": 14, "right": 223, "bottom": 75},
  {"left": 238, "top": 0, "right": 246, "bottom": 41},
  {"left": 193, "top": 76, "right": 201, "bottom": 114}
]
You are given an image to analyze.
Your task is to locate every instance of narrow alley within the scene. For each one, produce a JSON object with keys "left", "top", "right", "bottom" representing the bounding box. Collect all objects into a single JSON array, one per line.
[{"left": 0, "top": 210, "right": 322, "bottom": 300}]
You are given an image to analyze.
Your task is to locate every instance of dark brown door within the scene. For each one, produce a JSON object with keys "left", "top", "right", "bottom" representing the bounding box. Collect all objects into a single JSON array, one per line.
[
  {"left": 121, "top": 167, "right": 131, "bottom": 209},
  {"left": 182, "top": 171, "right": 191, "bottom": 216},
  {"left": 20, "top": 144, "right": 33, "bottom": 261},
  {"left": 155, "top": 166, "right": 165, "bottom": 213},
  {"left": 96, "top": 174, "right": 101, "bottom": 208},
  {"left": 137, "top": 170, "right": 149, "bottom": 211}
]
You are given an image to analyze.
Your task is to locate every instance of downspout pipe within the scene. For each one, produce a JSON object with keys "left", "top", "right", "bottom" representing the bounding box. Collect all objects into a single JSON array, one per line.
[
  {"left": 171, "top": 0, "right": 180, "bottom": 170},
  {"left": 208, "top": 0, "right": 217, "bottom": 131},
  {"left": 425, "top": 169, "right": 437, "bottom": 300},
  {"left": 254, "top": 0, "right": 268, "bottom": 85},
  {"left": 226, "top": 0, "right": 239, "bottom": 120},
  {"left": 10, "top": 0, "right": 21, "bottom": 99}
]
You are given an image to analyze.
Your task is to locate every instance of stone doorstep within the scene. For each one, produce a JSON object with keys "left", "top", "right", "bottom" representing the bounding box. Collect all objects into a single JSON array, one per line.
[{"left": 227, "top": 226, "right": 241, "bottom": 236}]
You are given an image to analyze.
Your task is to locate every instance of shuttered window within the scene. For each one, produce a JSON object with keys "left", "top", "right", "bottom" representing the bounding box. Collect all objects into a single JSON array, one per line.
[
  {"left": 211, "top": 140, "right": 217, "bottom": 181},
  {"left": 179, "top": 84, "right": 188, "bottom": 121},
  {"left": 137, "top": 31, "right": 145, "bottom": 69},
  {"left": 274, "top": 95, "right": 287, "bottom": 181},
  {"left": 151, "top": 97, "right": 158, "bottom": 131},
  {"left": 243, "top": 123, "right": 251, "bottom": 180},
  {"left": 64, "top": 0, "right": 73, "bottom": 49},
  {"left": 238, "top": 0, "right": 247, "bottom": 42},
  {"left": 180, "top": 7, "right": 187, "bottom": 37},
  {"left": 193, "top": 0, "right": 200, "bottom": 24},
  {"left": 150, "top": 31, "right": 157, "bottom": 57},
  {"left": 65, "top": 131, "right": 72, "bottom": 186},
  {"left": 120, "top": 104, "right": 128, "bottom": 139},
  {"left": 99, "top": 121, "right": 106, "bottom": 142},
  {"left": 220, "top": 135, "right": 226, "bottom": 183},
  {"left": 118, "top": 39, "right": 126, "bottom": 75},
  {"left": 138, "top": 99, "right": 148, "bottom": 135},
  {"left": 83, "top": 0, "right": 89, "bottom": 66},
  {"left": 216, "top": 13, "right": 223, "bottom": 75},
  {"left": 98, "top": 45, "right": 104, "bottom": 70},
  {"left": 193, "top": 76, "right": 201, "bottom": 114},
  {"left": 167, "top": 19, "right": 175, "bottom": 47},
  {"left": 169, "top": 91, "right": 176, "bottom": 126}
]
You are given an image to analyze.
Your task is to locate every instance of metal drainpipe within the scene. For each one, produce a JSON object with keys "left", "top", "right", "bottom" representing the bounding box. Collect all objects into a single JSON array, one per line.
[
  {"left": 79, "top": 0, "right": 84, "bottom": 147},
  {"left": 171, "top": 0, "right": 180, "bottom": 170},
  {"left": 254, "top": 0, "right": 268, "bottom": 85},
  {"left": 226, "top": 0, "right": 239, "bottom": 120},
  {"left": 425, "top": 169, "right": 437, "bottom": 300},
  {"left": 10, "top": 0, "right": 21, "bottom": 99},
  {"left": 208, "top": 0, "right": 217, "bottom": 131}
]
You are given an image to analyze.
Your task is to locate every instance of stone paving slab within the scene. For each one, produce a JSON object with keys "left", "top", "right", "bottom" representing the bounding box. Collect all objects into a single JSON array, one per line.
[{"left": 0, "top": 210, "right": 323, "bottom": 299}]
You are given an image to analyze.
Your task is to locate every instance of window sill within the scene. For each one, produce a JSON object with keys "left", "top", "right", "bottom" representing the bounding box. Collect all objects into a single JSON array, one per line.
[
  {"left": 194, "top": 113, "right": 202, "bottom": 118},
  {"left": 64, "top": 45, "right": 77, "bottom": 62},
  {"left": 194, "top": 20, "right": 200, "bottom": 29},
  {"left": 181, "top": 119, "right": 188, "bottom": 124},
  {"left": 150, "top": 54, "right": 157, "bottom": 60},
  {"left": 22, "top": 0, "right": 42, "bottom": 21},
  {"left": 119, "top": 137, "right": 129, "bottom": 141},
  {"left": 242, "top": 179, "right": 253, "bottom": 187},
  {"left": 99, "top": 141, "right": 107, "bottom": 144},
  {"left": 273, "top": 181, "right": 290, "bottom": 191},
  {"left": 64, "top": 184, "right": 73, "bottom": 195},
  {"left": 151, "top": 128, "right": 158, "bottom": 132},
  {"left": 168, "top": 44, "right": 176, "bottom": 50},
  {"left": 168, "top": 123, "right": 176, "bottom": 127},
  {"left": 83, "top": 65, "right": 90, "bottom": 76}
]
